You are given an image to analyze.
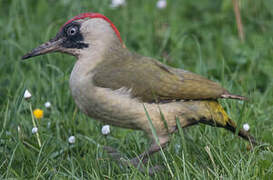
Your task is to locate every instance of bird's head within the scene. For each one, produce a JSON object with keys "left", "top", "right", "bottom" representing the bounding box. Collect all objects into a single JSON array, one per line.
[{"left": 22, "top": 13, "right": 123, "bottom": 60}]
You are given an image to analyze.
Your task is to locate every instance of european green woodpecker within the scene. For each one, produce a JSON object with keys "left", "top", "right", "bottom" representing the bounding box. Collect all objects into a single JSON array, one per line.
[{"left": 22, "top": 13, "right": 257, "bottom": 170}]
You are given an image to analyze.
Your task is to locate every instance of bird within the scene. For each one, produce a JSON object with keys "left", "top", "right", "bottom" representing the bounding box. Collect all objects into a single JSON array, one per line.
[{"left": 22, "top": 12, "right": 257, "bottom": 171}]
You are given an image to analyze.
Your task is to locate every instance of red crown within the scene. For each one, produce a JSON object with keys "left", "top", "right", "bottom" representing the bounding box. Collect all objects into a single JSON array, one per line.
[{"left": 62, "top": 13, "right": 122, "bottom": 43}]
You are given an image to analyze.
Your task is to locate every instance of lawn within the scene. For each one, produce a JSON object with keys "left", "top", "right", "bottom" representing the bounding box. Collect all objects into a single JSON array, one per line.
[{"left": 0, "top": 0, "right": 272, "bottom": 179}]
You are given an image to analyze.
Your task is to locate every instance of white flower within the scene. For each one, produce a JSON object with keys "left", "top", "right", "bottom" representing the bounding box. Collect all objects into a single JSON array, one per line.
[
  {"left": 110, "top": 0, "right": 126, "bottom": 8},
  {"left": 101, "top": 125, "right": 110, "bottom": 135},
  {"left": 44, "top": 101, "right": 51, "bottom": 108},
  {"left": 32, "top": 127, "right": 38, "bottom": 134},
  {"left": 156, "top": 0, "right": 167, "bottom": 9},
  {"left": 243, "top": 123, "right": 250, "bottom": 131},
  {"left": 68, "top": 136, "right": 75, "bottom": 144},
  {"left": 24, "top": 89, "right": 32, "bottom": 99}
]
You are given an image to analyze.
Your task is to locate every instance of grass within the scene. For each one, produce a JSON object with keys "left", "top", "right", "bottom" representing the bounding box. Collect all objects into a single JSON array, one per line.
[{"left": 1, "top": 0, "right": 273, "bottom": 179}]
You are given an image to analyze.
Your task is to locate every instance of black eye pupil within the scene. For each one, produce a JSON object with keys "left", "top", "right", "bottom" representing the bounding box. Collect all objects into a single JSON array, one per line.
[{"left": 68, "top": 27, "right": 77, "bottom": 35}]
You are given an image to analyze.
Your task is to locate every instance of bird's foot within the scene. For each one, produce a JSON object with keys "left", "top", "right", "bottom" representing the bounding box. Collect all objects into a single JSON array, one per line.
[
  {"left": 103, "top": 136, "right": 169, "bottom": 175},
  {"left": 103, "top": 145, "right": 124, "bottom": 160},
  {"left": 120, "top": 155, "right": 162, "bottom": 175},
  {"left": 127, "top": 155, "right": 163, "bottom": 175},
  {"left": 103, "top": 145, "right": 162, "bottom": 175}
]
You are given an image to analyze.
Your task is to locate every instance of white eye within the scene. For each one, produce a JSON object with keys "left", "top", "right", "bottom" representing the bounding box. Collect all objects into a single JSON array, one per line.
[{"left": 67, "top": 26, "right": 78, "bottom": 36}]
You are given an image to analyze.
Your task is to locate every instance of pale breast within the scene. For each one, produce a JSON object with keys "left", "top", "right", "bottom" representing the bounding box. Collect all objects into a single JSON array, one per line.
[{"left": 70, "top": 62, "right": 144, "bottom": 129}]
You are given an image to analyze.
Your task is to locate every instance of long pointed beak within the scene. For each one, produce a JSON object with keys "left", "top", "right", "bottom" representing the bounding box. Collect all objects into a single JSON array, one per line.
[{"left": 22, "top": 38, "right": 63, "bottom": 60}]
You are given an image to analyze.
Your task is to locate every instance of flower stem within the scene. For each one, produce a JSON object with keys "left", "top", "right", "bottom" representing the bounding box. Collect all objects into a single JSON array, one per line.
[{"left": 29, "top": 103, "right": 42, "bottom": 148}]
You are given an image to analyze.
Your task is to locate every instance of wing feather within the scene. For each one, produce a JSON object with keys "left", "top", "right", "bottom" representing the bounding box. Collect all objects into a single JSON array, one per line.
[{"left": 92, "top": 52, "right": 229, "bottom": 103}]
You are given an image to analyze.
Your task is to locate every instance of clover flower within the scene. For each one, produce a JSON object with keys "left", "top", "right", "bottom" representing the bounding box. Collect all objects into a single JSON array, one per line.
[
  {"left": 68, "top": 136, "right": 76, "bottom": 144},
  {"left": 24, "top": 89, "right": 32, "bottom": 100},
  {"left": 156, "top": 0, "right": 167, "bottom": 9},
  {"left": 243, "top": 123, "right": 250, "bottom": 131},
  {"left": 44, "top": 101, "right": 51, "bottom": 108},
  {"left": 110, "top": 0, "right": 126, "bottom": 8},
  {"left": 32, "top": 127, "right": 38, "bottom": 134},
  {"left": 101, "top": 125, "right": 110, "bottom": 135},
  {"left": 33, "top": 108, "right": 43, "bottom": 119}
]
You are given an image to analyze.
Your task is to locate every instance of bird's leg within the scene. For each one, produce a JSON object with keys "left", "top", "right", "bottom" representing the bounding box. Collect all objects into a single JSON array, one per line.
[
  {"left": 103, "top": 145, "right": 124, "bottom": 161},
  {"left": 129, "top": 136, "right": 169, "bottom": 166},
  {"left": 103, "top": 136, "right": 169, "bottom": 174},
  {"left": 123, "top": 135, "right": 169, "bottom": 174}
]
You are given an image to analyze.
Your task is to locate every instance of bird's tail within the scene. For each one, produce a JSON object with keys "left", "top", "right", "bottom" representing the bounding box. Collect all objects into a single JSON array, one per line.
[{"left": 200, "top": 101, "right": 257, "bottom": 145}]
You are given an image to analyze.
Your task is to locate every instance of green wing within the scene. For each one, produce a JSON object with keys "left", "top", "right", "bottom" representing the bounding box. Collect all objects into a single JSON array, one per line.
[{"left": 92, "top": 51, "right": 227, "bottom": 103}]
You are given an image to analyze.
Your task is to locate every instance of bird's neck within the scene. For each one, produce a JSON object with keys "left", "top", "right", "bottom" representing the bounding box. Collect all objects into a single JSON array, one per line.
[{"left": 74, "top": 36, "right": 127, "bottom": 77}]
